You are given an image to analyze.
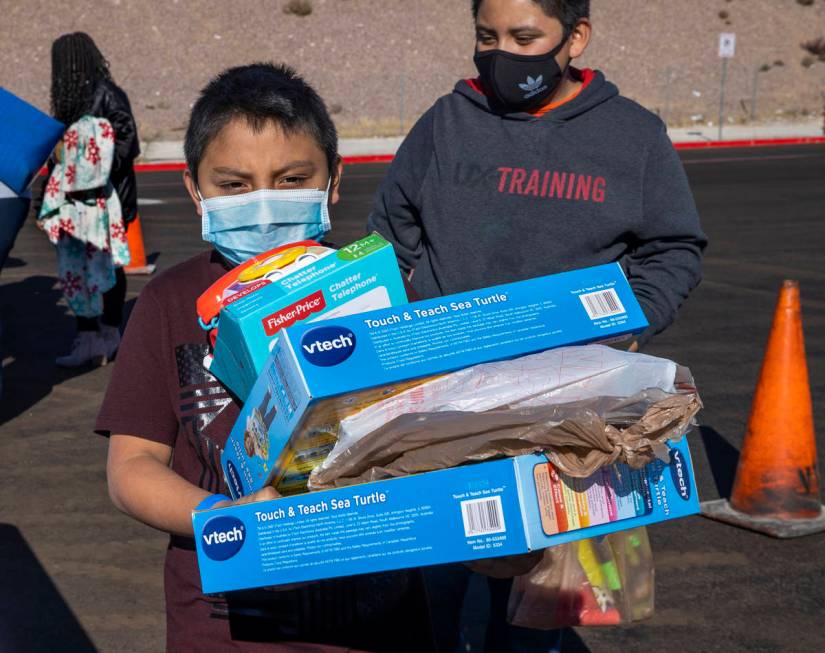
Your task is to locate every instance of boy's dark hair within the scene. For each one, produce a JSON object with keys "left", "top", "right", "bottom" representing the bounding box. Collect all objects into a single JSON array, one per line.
[
  {"left": 471, "top": 0, "right": 590, "bottom": 35},
  {"left": 184, "top": 62, "right": 338, "bottom": 179}
]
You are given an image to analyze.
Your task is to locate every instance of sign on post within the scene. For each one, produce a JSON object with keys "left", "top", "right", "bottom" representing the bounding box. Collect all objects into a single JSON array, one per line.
[
  {"left": 719, "top": 33, "right": 736, "bottom": 58},
  {"left": 717, "top": 33, "right": 736, "bottom": 140}
]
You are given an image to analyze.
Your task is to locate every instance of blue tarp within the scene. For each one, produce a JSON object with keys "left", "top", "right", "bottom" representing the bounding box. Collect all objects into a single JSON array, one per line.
[{"left": 0, "top": 87, "right": 65, "bottom": 194}]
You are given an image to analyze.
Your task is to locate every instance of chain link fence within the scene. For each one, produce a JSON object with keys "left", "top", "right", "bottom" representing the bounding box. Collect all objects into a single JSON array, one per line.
[{"left": 325, "top": 62, "right": 825, "bottom": 139}]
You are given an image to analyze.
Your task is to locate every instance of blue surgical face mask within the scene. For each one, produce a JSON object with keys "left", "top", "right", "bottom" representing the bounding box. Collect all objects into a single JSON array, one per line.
[{"left": 199, "top": 181, "right": 331, "bottom": 266}]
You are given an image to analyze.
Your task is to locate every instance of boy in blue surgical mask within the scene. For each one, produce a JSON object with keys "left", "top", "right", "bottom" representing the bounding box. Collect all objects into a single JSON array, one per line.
[{"left": 96, "top": 63, "right": 432, "bottom": 653}]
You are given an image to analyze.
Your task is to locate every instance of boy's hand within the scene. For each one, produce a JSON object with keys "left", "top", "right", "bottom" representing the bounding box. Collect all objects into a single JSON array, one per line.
[
  {"left": 214, "top": 486, "right": 313, "bottom": 592},
  {"left": 214, "top": 485, "right": 280, "bottom": 510},
  {"left": 464, "top": 551, "right": 544, "bottom": 578}
]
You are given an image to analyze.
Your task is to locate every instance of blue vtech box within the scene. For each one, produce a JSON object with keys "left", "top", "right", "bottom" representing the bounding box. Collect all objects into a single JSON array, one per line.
[
  {"left": 195, "top": 438, "right": 699, "bottom": 594},
  {"left": 222, "top": 262, "right": 649, "bottom": 498}
]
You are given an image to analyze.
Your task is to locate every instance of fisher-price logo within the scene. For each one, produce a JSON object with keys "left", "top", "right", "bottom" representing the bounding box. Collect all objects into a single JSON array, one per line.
[
  {"left": 262, "top": 290, "right": 327, "bottom": 336},
  {"left": 201, "top": 516, "right": 246, "bottom": 561},
  {"left": 300, "top": 326, "right": 356, "bottom": 367}
]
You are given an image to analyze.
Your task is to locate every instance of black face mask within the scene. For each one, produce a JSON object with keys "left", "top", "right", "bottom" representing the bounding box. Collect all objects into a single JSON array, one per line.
[{"left": 473, "top": 38, "right": 568, "bottom": 113}]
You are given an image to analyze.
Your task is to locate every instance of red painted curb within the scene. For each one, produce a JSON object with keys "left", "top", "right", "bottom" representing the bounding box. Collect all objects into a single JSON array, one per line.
[
  {"left": 134, "top": 161, "right": 186, "bottom": 172},
  {"left": 131, "top": 153, "right": 395, "bottom": 173},
  {"left": 674, "top": 136, "right": 825, "bottom": 150},
  {"left": 37, "top": 154, "right": 396, "bottom": 177},
  {"left": 340, "top": 154, "right": 396, "bottom": 165},
  {"left": 37, "top": 136, "right": 824, "bottom": 177}
]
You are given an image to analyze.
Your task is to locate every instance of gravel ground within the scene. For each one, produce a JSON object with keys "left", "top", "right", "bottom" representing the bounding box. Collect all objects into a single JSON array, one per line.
[{"left": 2, "top": 0, "right": 824, "bottom": 140}]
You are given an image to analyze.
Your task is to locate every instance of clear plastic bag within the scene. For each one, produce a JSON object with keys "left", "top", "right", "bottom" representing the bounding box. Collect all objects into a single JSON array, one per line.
[
  {"left": 310, "top": 345, "right": 696, "bottom": 489},
  {"left": 304, "top": 345, "right": 683, "bottom": 628},
  {"left": 322, "top": 345, "right": 679, "bottom": 473},
  {"left": 507, "top": 526, "right": 655, "bottom": 629}
]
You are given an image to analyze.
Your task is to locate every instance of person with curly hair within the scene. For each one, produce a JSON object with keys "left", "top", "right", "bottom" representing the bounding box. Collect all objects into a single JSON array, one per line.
[{"left": 45, "top": 32, "right": 140, "bottom": 367}]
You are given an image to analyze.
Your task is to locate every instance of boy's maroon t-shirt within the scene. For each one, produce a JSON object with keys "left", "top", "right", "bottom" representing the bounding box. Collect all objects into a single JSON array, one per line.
[
  {"left": 96, "top": 250, "right": 431, "bottom": 653},
  {"left": 97, "top": 251, "right": 237, "bottom": 493}
]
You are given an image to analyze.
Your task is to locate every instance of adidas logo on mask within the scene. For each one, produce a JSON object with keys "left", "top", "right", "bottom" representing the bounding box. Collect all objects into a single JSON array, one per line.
[{"left": 518, "top": 75, "right": 548, "bottom": 100}]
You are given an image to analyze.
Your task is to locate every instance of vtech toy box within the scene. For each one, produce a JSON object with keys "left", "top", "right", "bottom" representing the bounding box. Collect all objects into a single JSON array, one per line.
[
  {"left": 221, "top": 262, "right": 649, "bottom": 498},
  {"left": 195, "top": 438, "right": 699, "bottom": 594},
  {"left": 210, "top": 234, "right": 408, "bottom": 399}
]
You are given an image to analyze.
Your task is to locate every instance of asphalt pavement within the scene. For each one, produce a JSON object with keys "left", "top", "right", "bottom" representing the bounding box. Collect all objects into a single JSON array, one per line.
[{"left": 1, "top": 144, "right": 824, "bottom": 652}]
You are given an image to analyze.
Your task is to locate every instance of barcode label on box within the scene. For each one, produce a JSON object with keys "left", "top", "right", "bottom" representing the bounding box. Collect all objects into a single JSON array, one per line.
[
  {"left": 461, "top": 496, "right": 506, "bottom": 537},
  {"left": 579, "top": 289, "right": 625, "bottom": 320}
]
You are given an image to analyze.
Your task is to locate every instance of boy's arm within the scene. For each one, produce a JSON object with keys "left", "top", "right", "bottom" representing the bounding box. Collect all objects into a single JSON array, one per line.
[
  {"left": 107, "top": 434, "right": 278, "bottom": 537},
  {"left": 366, "top": 108, "right": 436, "bottom": 276},
  {"left": 623, "top": 127, "right": 707, "bottom": 345},
  {"left": 107, "top": 434, "right": 208, "bottom": 537},
  {"left": 97, "top": 286, "right": 276, "bottom": 539}
]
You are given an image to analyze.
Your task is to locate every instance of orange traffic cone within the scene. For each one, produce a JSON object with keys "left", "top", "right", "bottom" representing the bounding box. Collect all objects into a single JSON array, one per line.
[
  {"left": 702, "top": 280, "right": 825, "bottom": 537},
  {"left": 124, "top": 214, "right": 156, "bottom": 275}
]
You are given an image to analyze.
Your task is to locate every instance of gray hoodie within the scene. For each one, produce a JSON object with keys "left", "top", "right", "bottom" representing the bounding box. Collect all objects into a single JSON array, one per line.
[{"left": 367, "top": 69, "right": 707, "bottom": 344}]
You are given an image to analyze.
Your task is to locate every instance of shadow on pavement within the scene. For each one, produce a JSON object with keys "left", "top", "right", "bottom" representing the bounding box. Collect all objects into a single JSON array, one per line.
[
  {"left": 563, "top": 629, "right": 594, "bottom": 652},
  {"left": 0, "top": 524, "right": 97, "bottom": 652},
  {"left": 3, "top": 257, "right": 26, "bottom": 269},
  {"left": 699, "top": 425, "right": 741, "bottom": 499},
  {"left": 0, "top": 275, "right": 95, "bottom": 425},
  {"left": 123, "top": 296, "right": 137, "bottom": 327}
]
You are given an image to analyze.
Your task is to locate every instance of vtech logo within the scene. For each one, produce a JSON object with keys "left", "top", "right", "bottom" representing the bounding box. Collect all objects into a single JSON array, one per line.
[
  {"left": 300, "top": 326, "right": 356, "bottom": 367},
  {"left": 201, "top": 516, "right": 246, "bottom": 561},
  {"left": 669, "top": 449, "right": 691, "bottom": 501}
]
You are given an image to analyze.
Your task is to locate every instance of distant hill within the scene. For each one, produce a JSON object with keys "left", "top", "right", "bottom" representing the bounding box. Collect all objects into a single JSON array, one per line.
[{"left": 3, "top": 0, "right": 823, "bottom": 142}]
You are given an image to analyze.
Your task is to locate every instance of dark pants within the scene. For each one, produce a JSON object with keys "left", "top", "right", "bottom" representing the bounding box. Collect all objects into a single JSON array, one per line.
[
  {"left": 0, "top": 195, "right": 31, "bottom": 399},
  {"left": 424, "top": 564, "right": 563, "bottom": 653}
]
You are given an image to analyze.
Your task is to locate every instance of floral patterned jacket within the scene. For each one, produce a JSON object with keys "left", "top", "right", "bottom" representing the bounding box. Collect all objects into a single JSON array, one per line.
[{"left": 38, "top": 115, "right": 130, "bottom": 266}]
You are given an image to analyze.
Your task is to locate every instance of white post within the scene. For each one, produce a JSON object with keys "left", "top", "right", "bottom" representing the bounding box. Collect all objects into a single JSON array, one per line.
[
  {"left": 750, "top": 66, "right": 760, "bottom": 123},
  {"left": 719, "top": 57, "right": 728, "bottom": 141},
  {"left": 399, "top": 74, "right": 406, "bottom": 136},
  {"left": 717, "top": 33, "right": 736, "bottom": 141}
]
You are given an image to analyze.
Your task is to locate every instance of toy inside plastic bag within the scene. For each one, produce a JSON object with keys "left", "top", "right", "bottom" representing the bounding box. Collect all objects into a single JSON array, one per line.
[
  {"left": 323, "top": 345, "right": 679, "bottom": 471},
  {"left": 507, "top": 526, "right": 655, "bottom": 629},
  {"left": 309, "top": 345, "right": 700, "bottom": 490}
]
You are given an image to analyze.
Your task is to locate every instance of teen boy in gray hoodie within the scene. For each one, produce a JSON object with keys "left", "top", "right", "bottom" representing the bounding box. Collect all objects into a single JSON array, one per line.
[
  {"left": 369, "top": 0, "right": 706, "bottom": 349},
  {"left": 368, "top": 1, "right": 706, "bottom": 650}
]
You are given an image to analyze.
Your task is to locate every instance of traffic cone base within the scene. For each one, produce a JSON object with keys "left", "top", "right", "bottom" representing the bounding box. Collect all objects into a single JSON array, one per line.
[
  {"left": 124, "top": 262, "right": 157, "bottom": 276},
  {"left": 701, "top": 498, "right": 825, "bottom": 539},
  {"left": 701, "top": 280, "right": 822, "bottom": 538},
  {"left": 124, "top": 214, "right": 156, "bottom": 276}
]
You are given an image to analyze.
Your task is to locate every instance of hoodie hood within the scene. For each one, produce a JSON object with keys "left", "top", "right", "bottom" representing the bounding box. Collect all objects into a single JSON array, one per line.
[
  {"left": 454, "top": 68, "right": 618, "bottom": 122},
  {"left": 368, "top": 65, "right": 705, "bottom": 347}
]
